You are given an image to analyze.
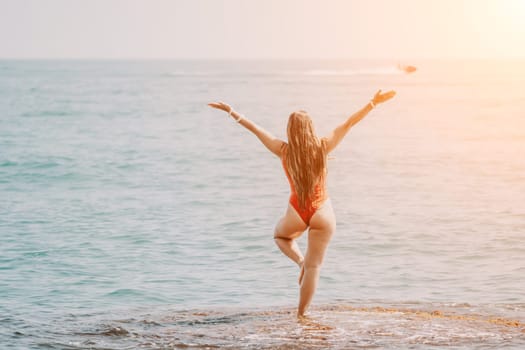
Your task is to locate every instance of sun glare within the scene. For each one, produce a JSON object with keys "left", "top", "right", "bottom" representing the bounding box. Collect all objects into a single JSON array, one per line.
[{"left": 505, "top": 0, "right": 525, "bottom": 32}]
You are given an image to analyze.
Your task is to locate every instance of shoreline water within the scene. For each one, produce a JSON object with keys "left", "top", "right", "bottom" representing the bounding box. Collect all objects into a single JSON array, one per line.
[{"left": 4, "top": 301, "right": 524, "bottom": 349}]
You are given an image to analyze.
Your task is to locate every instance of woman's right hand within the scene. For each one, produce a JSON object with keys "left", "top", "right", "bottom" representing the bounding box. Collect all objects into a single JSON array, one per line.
[
  {"left": 371, "top": 90, "right": 396, "bottom": 105},
  {"left": 208, "top": 101, "right": 233, "bottom": 113}
]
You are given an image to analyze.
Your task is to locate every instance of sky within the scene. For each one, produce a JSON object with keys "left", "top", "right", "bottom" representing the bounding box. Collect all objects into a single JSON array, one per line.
[{"left": 0, "top": 0, "right": 524, "bottom": 60}]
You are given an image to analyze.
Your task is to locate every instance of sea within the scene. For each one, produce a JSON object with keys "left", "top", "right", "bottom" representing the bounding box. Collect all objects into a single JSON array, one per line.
[{"left": 1, "top": 59, "right": 524, "bottom": 349}]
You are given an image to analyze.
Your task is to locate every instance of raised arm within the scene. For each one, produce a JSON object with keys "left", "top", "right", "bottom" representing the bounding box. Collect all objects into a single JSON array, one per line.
[
  {"left": 208, "top": 101, "right": 285, "bottom": 157},
  {"left": 324, "top": 90, "right": 396, "bottom": 153}
]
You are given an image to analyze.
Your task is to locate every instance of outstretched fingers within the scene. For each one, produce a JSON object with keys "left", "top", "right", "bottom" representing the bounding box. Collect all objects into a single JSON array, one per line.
[
  {"left": 373, "top": 90, "right": 396, "bottom": 104},
  {"left": 207, "top": 101, "right": 232, "bottom": 112}
]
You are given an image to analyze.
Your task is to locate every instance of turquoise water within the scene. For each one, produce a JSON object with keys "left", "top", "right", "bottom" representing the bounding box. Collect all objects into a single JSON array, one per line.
[{"left": 1, "top": 59, "right": 524, "bottom": 349}]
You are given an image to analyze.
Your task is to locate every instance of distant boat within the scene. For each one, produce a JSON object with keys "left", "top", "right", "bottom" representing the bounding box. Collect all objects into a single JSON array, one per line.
[{"left": 397, "top": 64, "right": 417, "bottom": 74}]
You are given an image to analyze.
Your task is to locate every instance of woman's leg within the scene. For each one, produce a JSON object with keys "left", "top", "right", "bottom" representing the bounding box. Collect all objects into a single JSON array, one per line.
[
  {"left": 274, "top": 204, "right": 308, "bottom": 266},
  {"left": 297, "top": 199, "right": 336, "bottom": 317}
]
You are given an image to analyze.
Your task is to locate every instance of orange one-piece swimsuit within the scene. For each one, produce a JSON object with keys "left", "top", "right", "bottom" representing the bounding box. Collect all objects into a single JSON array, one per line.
[{"left": 281, "top": 147, "right": 328, "bottom": 225}]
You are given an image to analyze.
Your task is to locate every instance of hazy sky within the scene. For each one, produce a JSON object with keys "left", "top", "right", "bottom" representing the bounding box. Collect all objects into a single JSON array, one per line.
[{"left": 1, "top": 0, "right": 524, "bottom": 59}]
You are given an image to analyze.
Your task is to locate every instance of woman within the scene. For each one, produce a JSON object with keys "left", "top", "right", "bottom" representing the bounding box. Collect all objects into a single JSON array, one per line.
[{"left": 208, "top": 89, "right": 396, "bottom": 317}]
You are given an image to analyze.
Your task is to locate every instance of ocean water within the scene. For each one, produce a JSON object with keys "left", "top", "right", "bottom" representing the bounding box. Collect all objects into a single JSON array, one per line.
[{"left": 1, "top": 59, "right": 524, "bottom": 349}]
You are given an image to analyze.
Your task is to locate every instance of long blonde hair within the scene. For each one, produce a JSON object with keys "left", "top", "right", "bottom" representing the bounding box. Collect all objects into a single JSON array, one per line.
[{"left": 284, "top": 110, "right": 327, "bottom": 209}]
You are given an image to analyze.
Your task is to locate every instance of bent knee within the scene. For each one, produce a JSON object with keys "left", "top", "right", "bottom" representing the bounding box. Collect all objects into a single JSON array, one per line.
[
  {"left": 274, "top": 226, "right": 304, "bottom": 240},
  {"left": 274, "top": 229, "right": 287, "bottom": 240},
  {"left": 274, "top": 232, "right": 293, "bottom": 241}
]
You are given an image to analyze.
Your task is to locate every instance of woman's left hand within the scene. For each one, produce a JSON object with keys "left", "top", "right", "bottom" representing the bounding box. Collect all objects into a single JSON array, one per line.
[{"left": 208, "top": 101, "right": 233, "bottom": 113}]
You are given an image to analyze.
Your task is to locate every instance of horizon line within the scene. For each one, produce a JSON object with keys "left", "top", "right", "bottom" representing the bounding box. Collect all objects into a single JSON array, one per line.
[{"left": 1, "top": 56, "right": 524, "bottom": 61}]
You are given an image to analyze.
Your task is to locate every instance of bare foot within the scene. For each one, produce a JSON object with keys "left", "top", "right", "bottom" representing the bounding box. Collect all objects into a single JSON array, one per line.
[
  {"left": 298, "top": 261, "right": 305, "bottom": 286},
  {"left": 297, "top": 314, "right": 334, "bottom": 330},
  {"left": 297, "top": 312, "right": 310, "bottom": 321}
]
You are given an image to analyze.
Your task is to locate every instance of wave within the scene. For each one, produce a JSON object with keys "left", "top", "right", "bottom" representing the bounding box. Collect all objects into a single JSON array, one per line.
[{"left": 27, "top": 301, "right": 525, "bottom": 350}]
